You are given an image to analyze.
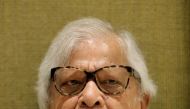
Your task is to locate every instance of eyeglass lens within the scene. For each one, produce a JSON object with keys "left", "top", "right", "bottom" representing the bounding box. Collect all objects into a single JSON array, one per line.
[{"left": 53, "top": 66, "right": 131, "bottom": 95}]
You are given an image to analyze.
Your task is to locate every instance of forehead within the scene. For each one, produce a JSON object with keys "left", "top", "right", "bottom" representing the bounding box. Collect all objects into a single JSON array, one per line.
[{"left": 67, "top": 36, "right": 127, "bottom": 69}]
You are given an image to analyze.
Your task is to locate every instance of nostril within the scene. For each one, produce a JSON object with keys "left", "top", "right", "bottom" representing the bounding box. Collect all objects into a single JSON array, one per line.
[
  {"left": 95, "top": 101, "right": 100, "bottom": 105},
  {"left": 79, "top": 102, "right": 87, "bottom": 108},
  {"left": 80, "top": 101, "right": 101, "bottom": 108},
  {"left": 81, "top": 101, "right": 87, "bottom": 106}
]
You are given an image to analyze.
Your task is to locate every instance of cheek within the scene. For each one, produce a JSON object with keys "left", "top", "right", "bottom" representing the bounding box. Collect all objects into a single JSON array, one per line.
[
  {"left": 105, "top": 96, "right": 129, "bottom": 109},
  {"left": 105, "top": 80, "right": 141, "bottom": 109},
  {"left": 49, "top": 84, "right": 79, "bottom": 109},
  {"left": 50, "top": 95, "right": 79, "bottom": 109},
  {"left": 105, "top": 94, "right": 136, "bottom": 109},
  {"left": 105, "top": 94, "right": 140, "bottom": 109}
]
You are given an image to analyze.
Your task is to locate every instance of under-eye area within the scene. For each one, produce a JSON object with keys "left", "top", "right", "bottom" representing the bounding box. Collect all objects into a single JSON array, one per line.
[{"left": 51, "top": 65, "right": 138, "bottom": 96}]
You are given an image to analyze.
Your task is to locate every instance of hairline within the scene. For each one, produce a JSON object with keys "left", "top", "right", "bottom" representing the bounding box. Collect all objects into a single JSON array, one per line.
[{"left": 36, "top": 17, "right": 156, "bottom": 109}]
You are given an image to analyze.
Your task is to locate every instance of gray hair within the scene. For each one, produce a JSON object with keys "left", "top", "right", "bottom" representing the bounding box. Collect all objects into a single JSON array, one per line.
[{"left": 36, "top": 17, "right": 157, "bottom": 109}]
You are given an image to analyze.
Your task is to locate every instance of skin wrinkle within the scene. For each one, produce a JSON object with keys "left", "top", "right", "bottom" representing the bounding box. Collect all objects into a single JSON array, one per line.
[
  {"left": 49, "top": 36, "right": 148, "bottom": 109},
  {"left": 77, "top": 81, "right": 103, "bottom": 106},
  {"left": 36, "top": 18, "right": 157, "bottom": 109},
  {"left": 68, "top": 38, "right": 117, "bottom": 70}
]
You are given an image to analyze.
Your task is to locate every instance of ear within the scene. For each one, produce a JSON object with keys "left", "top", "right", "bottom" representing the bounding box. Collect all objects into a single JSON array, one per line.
[{"left": 140, "top": 94, "right": 151, "bottom": 109}]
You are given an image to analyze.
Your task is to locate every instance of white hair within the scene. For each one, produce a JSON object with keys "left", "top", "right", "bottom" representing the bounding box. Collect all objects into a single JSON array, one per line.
[{"left": 36, "top": 17, "right": 157, "bottom": 109}]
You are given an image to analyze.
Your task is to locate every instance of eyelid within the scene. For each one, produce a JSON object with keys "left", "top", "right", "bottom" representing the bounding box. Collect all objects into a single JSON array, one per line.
[
  {"left": 67, "top": 80, "right": 83, "bottom": 85},
  {"left": 101, "top": 79, "right": 119, "bottom": 83},
  {"left": 51, "top": 65, "right": 137, "bottom": 96}
]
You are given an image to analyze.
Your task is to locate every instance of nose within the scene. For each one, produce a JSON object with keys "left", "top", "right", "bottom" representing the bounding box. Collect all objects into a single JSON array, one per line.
[{"left": 78, "top": 81, "right": 105, "bottom": 108}]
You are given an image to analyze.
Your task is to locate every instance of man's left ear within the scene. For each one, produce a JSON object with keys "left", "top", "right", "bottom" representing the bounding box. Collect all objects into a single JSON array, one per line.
[{"left": 141, "top": 94, "right": 151, "bottom": 109}]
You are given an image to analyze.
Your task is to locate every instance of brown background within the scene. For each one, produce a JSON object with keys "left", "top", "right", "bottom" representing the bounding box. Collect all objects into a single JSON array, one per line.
[{"left": 0, "top": 0, "right": 189, "bottom": 109}]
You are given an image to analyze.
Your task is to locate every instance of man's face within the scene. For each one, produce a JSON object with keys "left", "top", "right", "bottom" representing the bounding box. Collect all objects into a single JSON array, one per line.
[{"left": 49, "top": 37, "right": 149, "bottom": 109}]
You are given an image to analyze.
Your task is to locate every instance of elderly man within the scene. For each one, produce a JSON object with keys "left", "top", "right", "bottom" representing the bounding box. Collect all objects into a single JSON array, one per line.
[{"left": 37, "top": 18, "right": 156, "bottom": 109}]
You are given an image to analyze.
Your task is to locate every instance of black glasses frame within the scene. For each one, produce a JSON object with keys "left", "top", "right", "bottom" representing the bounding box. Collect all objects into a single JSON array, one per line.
[{"left": 50, "top": 65, "right": 140, "bottom": 96}]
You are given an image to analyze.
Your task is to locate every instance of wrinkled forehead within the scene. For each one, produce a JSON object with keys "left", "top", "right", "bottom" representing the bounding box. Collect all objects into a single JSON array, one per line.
[{"left": 67, "top": 36, "right": 128, "bottom": 70}]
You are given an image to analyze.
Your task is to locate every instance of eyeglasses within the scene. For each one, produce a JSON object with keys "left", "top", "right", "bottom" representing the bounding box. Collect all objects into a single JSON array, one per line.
[{"left": 50, "top": 65, "right": 140, "bottom": 96}]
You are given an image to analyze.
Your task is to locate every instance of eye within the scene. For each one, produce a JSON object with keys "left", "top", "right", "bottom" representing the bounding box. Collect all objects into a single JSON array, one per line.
[
  {"left": 63, "top": 80, "right": 83, "bottom": 86},
  {"left": 101, "top": 79, "right": 120, "bottom": 85},
  {"left": 68, "top": 80, "right": 82, "bottom": 85}
]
